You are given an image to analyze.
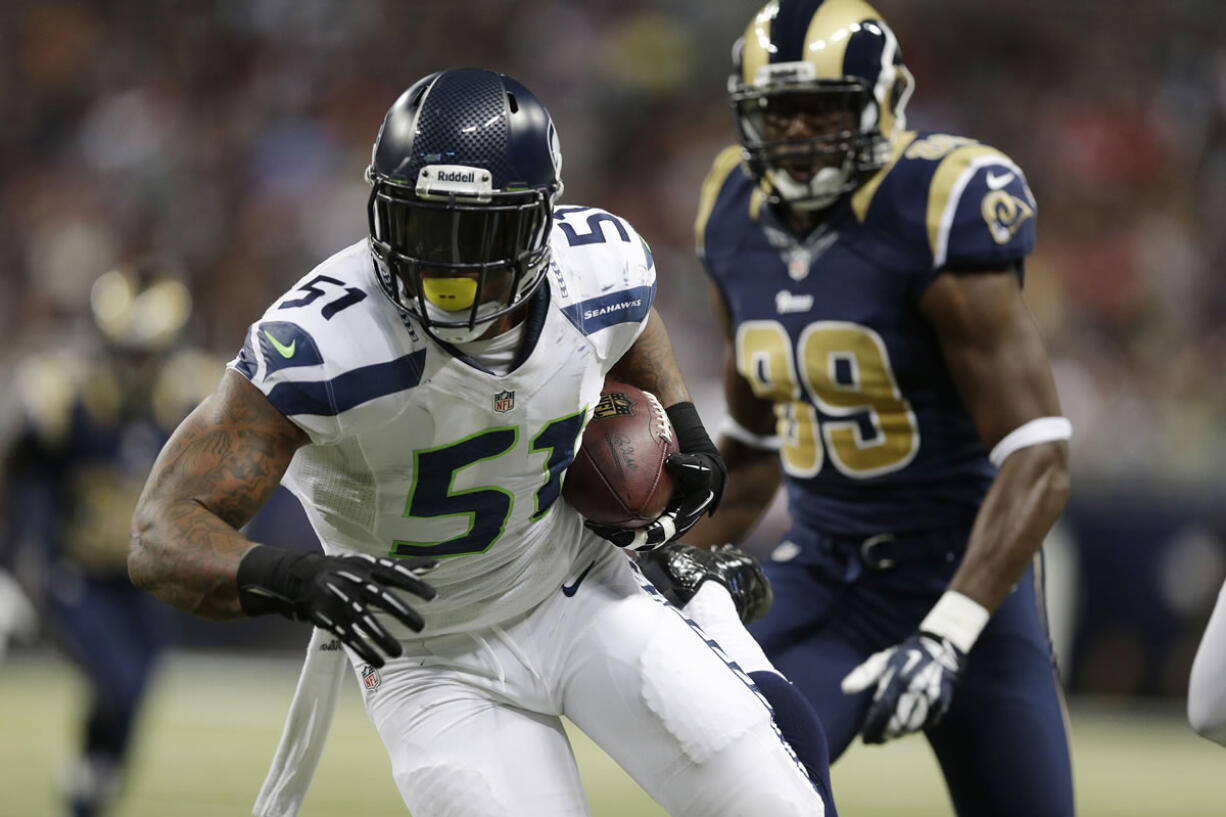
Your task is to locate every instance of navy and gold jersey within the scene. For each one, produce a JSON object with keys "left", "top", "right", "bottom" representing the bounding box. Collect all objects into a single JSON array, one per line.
[
  {"left": 8, "top": 349, "right": 221, "bottom": 574},
  {"left": 697, "top": 131, "right": 1037, "bottom": 535}
]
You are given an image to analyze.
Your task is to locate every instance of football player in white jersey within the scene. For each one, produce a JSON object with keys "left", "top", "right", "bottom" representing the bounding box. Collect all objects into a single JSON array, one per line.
[
  {"left": 128, "top": 69, "right": 831, "bottom": 817},
  {"left": 1189, "top": 578, "right": 1226, "bottom": 747}
]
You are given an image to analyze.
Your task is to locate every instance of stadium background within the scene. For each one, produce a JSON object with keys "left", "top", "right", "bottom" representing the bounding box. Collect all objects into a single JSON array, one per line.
[{"left": 1, "top": 0, "right": 1223, "bottom": 814}]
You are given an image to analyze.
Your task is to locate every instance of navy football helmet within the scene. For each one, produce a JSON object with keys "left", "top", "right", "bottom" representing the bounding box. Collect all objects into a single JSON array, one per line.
[
  {"left": 729, "top": 0, "right": 914, "bottom": 210},
  {"left": 367, "top": 69, "right": 563, "bottom": 342}
]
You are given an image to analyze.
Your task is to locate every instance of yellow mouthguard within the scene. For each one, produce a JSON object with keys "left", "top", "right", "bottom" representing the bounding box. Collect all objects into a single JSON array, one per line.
[{"left": 422, "top": 277, "right": 478, "bottom": 311}]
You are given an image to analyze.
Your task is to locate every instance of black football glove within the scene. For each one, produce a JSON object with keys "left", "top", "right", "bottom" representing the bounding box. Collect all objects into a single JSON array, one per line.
[
  {"left": 237, "top": 544, "right": 437, "bottom": 668},
  {"left": 586, "top": 401, "right": 728, "bottom": 552},
  {"left": 639, "top": 542, "right": 773, "bottom": 624}
]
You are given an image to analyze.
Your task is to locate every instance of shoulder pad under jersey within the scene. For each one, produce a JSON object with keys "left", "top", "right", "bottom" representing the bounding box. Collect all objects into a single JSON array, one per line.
[
  {"left": 548, "top": 206, "right": 656, "bottom": 365},
  {"left": 852, "top": 131, "right": 1036, "bottom": 277},
  {"left": 228, "top": 240, "right": 426, "bottom": 444}
]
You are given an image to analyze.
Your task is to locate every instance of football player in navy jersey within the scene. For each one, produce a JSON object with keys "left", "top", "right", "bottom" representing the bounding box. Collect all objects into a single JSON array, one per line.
[
  {"left": 655, "top": 1, "right": 1075, "bottom": 814},
  {"left": 5, "top": 262, "right": 219, "bottom": 817}
]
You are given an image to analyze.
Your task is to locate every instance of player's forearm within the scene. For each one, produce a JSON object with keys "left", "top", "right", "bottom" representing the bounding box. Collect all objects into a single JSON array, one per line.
[
  {"left": 608, "top": 308, "right": 691, "bottom": 408},
  {"left": 127, "top": 374, "right": 305, "bottom": 619},
  {"left": 128, "top": 498, "right": 255, "bottom": 620},
  {"left": 947, "top": 441, "right": 1070, "bottom": 612},
  {"left": 684, "top": 436, "right": 781, "bottom": 548}
]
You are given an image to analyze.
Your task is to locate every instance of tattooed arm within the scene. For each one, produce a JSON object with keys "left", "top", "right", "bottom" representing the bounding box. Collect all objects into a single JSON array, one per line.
[
  {"left": 128, "top": 370, "right": 308, "bottom": 619},
  {"left": 607, "top": 307, "right": 692, "bottom": 408}
]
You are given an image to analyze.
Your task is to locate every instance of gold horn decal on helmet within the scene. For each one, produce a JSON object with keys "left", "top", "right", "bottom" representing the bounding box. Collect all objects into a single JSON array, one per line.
[
  {"left": 872, "top": 41, "right": 912, "bottom": 137},
  {"left": 805, "top": 0, "right": 883, "bottom": 78},
  {"left": 742, "top": 0, "right": 779, "bottom": 85}
]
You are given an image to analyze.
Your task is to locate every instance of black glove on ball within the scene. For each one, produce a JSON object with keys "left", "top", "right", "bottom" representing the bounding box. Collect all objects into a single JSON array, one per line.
[{"left": 585, "top": 401, "right": 728, "bottom": 552}]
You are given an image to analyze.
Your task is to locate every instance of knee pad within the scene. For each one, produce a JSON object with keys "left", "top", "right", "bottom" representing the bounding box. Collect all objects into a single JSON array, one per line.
[
  {"left": 639, "top": 611, "right": 768, "bottom": 765},
  {"left": 396, "top": 763, "right": 508, "bottom": 817}
]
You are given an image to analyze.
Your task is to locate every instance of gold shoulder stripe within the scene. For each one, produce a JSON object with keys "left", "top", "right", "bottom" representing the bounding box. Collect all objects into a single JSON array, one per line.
[
  {"left": 851, "top": 130, "right": 917, "bottom": 222},
  {"left": 695, "top": 145, "right": 746, "bottom": 256},
  {"left": 926, "top": 143, "right": 1007, "bottom": 262},
  {"left": 750, "top": 183, "right": 768, "bottom": 222}
]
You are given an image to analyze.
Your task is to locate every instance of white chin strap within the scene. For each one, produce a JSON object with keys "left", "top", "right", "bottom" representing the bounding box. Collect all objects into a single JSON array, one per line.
[{"left": 767, "top": 165, "right": 850, "bottom": 211}]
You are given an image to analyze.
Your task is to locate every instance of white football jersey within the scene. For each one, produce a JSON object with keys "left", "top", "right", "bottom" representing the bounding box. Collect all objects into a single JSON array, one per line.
[{"left": 229, "top": 206, "right": 657, "bottom": 636}]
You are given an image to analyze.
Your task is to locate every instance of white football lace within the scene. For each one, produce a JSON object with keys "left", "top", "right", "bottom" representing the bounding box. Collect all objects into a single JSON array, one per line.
[{"left": 642, "top": 390, "right": 673, "bottom": 445}]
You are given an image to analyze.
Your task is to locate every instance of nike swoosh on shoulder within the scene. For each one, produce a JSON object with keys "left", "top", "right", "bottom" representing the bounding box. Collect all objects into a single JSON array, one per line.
[
  {"left": 562, "top": 560, "right": 596, "bottom": 597},
  {"left": 263, "top": 329, "right": 296, "bottom": 358},
  {"left": 985, "top": 170, "right": 1015, "bottom": 190}
]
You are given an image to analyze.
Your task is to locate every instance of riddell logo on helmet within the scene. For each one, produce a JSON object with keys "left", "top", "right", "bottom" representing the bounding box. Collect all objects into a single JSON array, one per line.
[{"left": 417, "top": 164, "right": 494, "bottom": 200}]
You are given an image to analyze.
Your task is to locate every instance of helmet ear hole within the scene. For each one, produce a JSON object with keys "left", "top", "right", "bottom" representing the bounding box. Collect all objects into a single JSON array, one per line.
[{"left": 506, "top": 92, "right": 519, "bottom": 113}]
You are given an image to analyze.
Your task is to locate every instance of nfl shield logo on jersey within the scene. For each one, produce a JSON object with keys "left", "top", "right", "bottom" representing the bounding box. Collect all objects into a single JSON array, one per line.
[
  {"left": 493, "top": 390, "right": 515, "bottom": 413},
  {"left": 362, "top": 664, "right": 380, "bottom": 692}
]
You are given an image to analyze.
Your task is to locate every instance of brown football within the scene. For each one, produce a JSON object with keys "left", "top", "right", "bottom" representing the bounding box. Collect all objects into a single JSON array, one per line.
[{"left": 563, "top": 381, "right": 678, "bottom": 528}]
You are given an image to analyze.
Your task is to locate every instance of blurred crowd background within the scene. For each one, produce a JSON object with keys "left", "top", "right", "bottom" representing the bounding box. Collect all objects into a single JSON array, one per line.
[{"left": 2, "top": 0, "right": 1224, "bottom": 701}]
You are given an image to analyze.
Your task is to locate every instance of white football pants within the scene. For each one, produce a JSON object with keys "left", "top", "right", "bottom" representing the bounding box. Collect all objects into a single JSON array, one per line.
[{"left": 348, "top": 543, "right": 824, "bottom": 817}]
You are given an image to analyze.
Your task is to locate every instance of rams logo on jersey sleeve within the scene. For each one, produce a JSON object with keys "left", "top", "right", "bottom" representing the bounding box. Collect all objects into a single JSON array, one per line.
[
  {"left": 851, "top": 131, "right": 1037, "bottom": 274},
  {"left": 980, "top": 174, "right": 1034, "bottom": 246}
]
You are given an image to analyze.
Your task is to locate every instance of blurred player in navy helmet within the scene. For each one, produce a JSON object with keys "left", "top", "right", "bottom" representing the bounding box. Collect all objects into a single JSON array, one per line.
[
  {"left": 656, "top": 1, "right": 1075, "bottom": 814},
  {"left": 127, "top": 68, "right": 834, "bottom": 817},
  {"left": 4, "top": 260, "right": 220, "bottom": 817}
]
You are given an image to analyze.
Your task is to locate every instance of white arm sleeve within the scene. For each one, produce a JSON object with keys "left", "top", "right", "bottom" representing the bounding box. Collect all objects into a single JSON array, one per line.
[{"left": 1188, "top": 579, "right": 1226, "bottom": 747}]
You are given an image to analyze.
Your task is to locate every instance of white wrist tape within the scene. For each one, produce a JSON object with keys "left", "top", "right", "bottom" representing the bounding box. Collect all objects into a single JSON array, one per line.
[
  {"left": 720, "top": 415, "right": 781, "bottom": 451},
  {"left": 988, "top": 416, "right": 1072, "bottom": 467},
  {"left": 919, "top": 590, "right": 990, "bottom": 654}
]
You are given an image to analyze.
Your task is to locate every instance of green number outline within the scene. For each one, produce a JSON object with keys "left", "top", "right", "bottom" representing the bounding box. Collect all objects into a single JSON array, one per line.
[
  {"left": 529, "top": 407, "right": 589, "bottom": 522},
  {"left": 392, "top": 426, "right": 518, "bottom": 558}
]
